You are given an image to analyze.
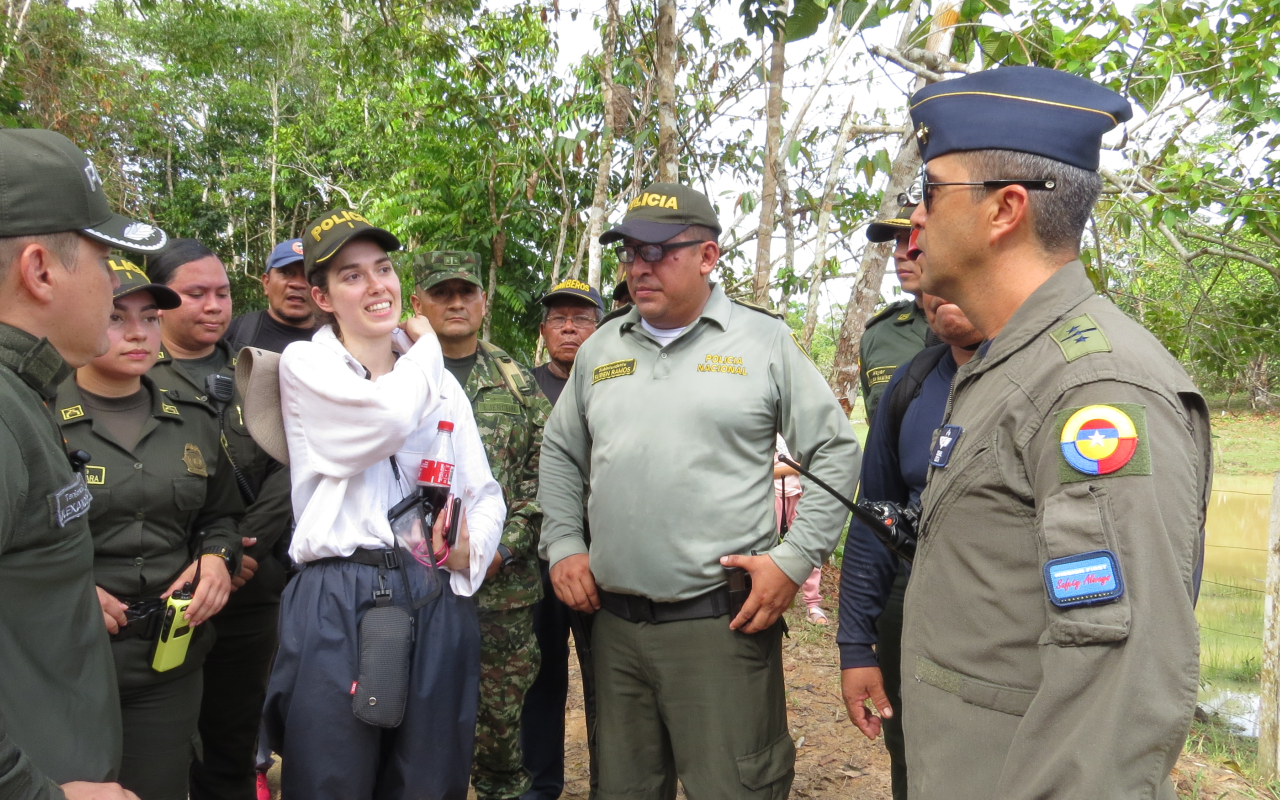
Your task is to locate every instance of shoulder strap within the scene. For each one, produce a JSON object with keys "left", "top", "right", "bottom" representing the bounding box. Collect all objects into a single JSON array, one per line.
[
  {"left": 226, "top": 310, "right": 266, "bottom": 357},
  {"left": 729, "top": 296, "right": 785, "bottom": 320},
  {"left": 478, "top": 340, "right": 533, "bottom": 407},
  {"left": 884, "top": 344, "right": 949, "bottom": 453}
]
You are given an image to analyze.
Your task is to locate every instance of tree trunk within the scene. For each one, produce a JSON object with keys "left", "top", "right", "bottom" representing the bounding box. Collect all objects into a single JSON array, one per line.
[
  {"left": 803, "top": 93, "right": 858, "bottom": 349},
  {"left": 587, "top": 0, "right": 620, "bottom": 290},
  {"left": 1249, "top": 353, "right": 1273, "bottom": 411},
  {"left": 778, "top": 170, "right": 797, "bottom": 315},
  {"left": 752, "top": 26, "right": 787, "bottom": 305},
  {"left": 655, "top": 0, "right": 679, "bottom": 183},
  {"left": 550, "top": 204, "right": 573, "bottom": 285},
  {"left": 269, "top": 80, "right": 280, "bottom": 245},
  {"left": 485, "top": 230, "right": 504, "bottom": 341}
]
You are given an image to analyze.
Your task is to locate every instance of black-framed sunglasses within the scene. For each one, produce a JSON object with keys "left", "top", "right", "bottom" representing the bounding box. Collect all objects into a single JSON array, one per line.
[
  {"left": 899, "top": 174, "right": 1056, "bottom": 211},
  {"left": 615, "top": 240, "right": 708, "bottom": 264}
]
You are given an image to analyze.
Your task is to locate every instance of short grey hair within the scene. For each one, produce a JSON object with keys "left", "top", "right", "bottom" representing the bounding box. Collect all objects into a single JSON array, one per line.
[
  {"left": 541, "top": 300, "right": 605, "bottom": 324},
  {"left": 681, "top": 224, "right": 719, "bottom": 245},
  {"left": 0, "top": 232, "right": 83, "bottom": 283},
  {"left": 956, "top": 150, "right": 1101, "bottom": 254}
]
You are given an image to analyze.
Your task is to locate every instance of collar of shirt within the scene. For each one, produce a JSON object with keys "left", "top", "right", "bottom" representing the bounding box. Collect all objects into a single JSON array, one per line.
[
  {"left": 311, "top": 323, "right": 414, "bottom": 375},
  {"left": 0, "top": 322, "right": 73, "bottom": 400}
]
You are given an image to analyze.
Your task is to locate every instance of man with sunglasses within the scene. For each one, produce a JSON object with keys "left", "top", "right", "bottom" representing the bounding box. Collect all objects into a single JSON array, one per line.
[
  {"left": 410, "top": 250, "right": 553, "bottom": 800},
  {"left": 538, "top": 182, "right": 860, "bottom": 800},
  {"left": 900, "top": 67, "right": 1210, "bottom": 800}
]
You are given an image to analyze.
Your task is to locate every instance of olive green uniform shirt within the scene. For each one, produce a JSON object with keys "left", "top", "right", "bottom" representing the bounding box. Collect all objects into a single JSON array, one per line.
[
  {"left": 902, "top": 262, "right": 1211, "bottom": 800},
  {"left": 56, "top": 375, "right": 245, "bottom": 688},
  {"left": 858, "top": 298, "right": 929, "bottom": 420},
  {"left": 464, "top": 343, "right": 552, "bottom": 611},
  {"left": 0, "top": 324, "right": 121, "bottom": 799},
  {"left": 151, "top": 341, "right": 292, "bottom": 606},
  {"left": 538, "top": 284, "right": 861, "bottom": 601}
]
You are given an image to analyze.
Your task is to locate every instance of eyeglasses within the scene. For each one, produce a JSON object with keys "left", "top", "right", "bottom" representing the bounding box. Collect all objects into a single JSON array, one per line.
[
  {"left": 545, "top": 314, "right": 598, "bottom": 330},
  {"left": 899, "top": 174, "right": 1056, "bottom": 211},
  {"left": 615, "top": 240, "right": 707, "bottom": 264}
]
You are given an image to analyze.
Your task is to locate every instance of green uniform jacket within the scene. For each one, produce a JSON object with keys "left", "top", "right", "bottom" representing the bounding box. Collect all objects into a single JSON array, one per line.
[
  {"left": 57, "top": 375, "right": 245, "bottom": 688},
  {"left": 466, "top": 343, "right": 552, "bottom": 611},
  {"left": 902, "top": 262, "right": 1211, "bottom": 800},
  {"left": 538, "top": 284, "right": 861, "bottom": 601},
  {"left": 0, "top": 324, "right": 121, "bottom": 799},
  {"left": 858, "top": 298, "right": 929, "bottom": 421},
  {"left": 151, "top": 341, "right": 292, "bottom": 606}
]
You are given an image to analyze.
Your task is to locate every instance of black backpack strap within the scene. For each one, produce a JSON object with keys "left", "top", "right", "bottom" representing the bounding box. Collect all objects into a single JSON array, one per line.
[
  {"left": 229, "top": 310, "right": 266, "bottom": 356},
  {"left": 884, "top": 344, "right": 949, "bottom": 452}
]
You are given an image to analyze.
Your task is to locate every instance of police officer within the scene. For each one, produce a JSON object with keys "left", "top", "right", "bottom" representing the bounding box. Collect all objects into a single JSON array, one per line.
[
  {"left": 538, "top": 182, "right": 861, "bottom": 799},
  {"left": 143, "top": 240, "right": 293, "bottom": 800},
  {"left": 901, "top": 67, "right": 1210, "bottom": 799},
  {"left": 409, "top": 251, "right": 553, "bottom": 800},
  {"left": 59, "top": 260, "right": 244, "bottom": 800},
  {"left": 0, "top": 128, "right": 167, "bottom": 800},
  {"left": 858, "top": 204, "right": 930, "bottom": 420},
  {"left": 837, "top": 293, "right": 983, "bottom": 800}
]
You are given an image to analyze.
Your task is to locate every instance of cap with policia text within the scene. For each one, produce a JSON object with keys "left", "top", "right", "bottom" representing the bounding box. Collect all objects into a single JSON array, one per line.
[
  {"left": 599, "top": 182, "right": 722, "bottom": 245},
  {"left": 412, "top": 251, "right": 484, "bottom": 290},
  {"left": 866, "top": 204, "right": 917, "bottom": 243},
  {"left": 302, "top": 209, "right": 401, "bottom": 278},
  {"left": 266, "top": 238, "right": 305, "bottom": 271},
  {"left": 109, "top": 258, "right": 180, "bottom": 309},
  {"left": 540, "top": 278, "right": 603, "bottom": 310},
  {"left": 908, "top": 66, "right": 1132, "bottom": 172},
  {"left": 0, "top": 129, "right": 167, "bottom": 252}
]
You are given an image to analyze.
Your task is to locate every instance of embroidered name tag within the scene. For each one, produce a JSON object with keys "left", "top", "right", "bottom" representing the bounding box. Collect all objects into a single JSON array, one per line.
[
  {"left": 1043, "top": 550, "right": 1124, "bottom": 608},
  {"left": 865, "top": 365, "right": 896, "bottom": 388},
  {"left": 85, "top": 465, "right": 106, "bottom": 486},
  {"left": 51, "top": 474, "right": 92, "bottom": 528},
  {"left": 476, "top": 400, "right": 522, "bottom": 415},
  {"left": 930, "top": 424, "right": 963, "bottom": 468},
  {"left": 592, "top": 359, "right": 636, "bottom": 384}
]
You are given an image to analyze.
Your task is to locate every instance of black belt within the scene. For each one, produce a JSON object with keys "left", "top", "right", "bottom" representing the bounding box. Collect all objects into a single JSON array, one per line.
[
  {"left": 313, "top": 548, "right": 403, "bottom": 570},
  {"left": 109, "top": 598, "right": 164, "bottom": 642},
  {"left": 599, "top": 587, "right": 731, "bottom": 624}
]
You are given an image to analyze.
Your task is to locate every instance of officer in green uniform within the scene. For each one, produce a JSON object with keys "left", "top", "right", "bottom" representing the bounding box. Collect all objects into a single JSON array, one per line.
[
  {"left": 538, "top": 182, "right": 861, "bottom": 800},
  {"left": 58, "top": 259, "right": 244, "bottom": 800},
  {"left": 409, "top": 251, "right": 553, "bottom": 800},
  {"left": 901, "top": 67, "right": 1210, "bottom": 800},
  {"left": 0, "top": 128, "right": 167, "bottom": 800},
  {"left": 142, "top": 240, "right": 294, "bottom": 800},
  {"left": 859, "top": 204, "right": 930, "bottom": 421}
]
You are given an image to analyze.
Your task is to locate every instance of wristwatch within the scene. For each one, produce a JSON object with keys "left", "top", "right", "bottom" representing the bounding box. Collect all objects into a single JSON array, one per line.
[{"left": 495, "top": 544, "right": 513, "bottom": 570}]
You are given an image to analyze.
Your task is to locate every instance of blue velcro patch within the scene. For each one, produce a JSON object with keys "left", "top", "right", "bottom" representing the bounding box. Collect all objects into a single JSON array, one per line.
[
  {"left": 1043, "top": 550, "right": 1124, "bottom": 608},
  {"left": 930, "top": 424, "right": 963, "bottom": 468}
]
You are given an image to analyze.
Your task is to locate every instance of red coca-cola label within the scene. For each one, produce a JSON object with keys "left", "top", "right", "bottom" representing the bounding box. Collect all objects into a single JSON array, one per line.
[{"left": 417, "top": 459, "right": 453, "bottom": 487}]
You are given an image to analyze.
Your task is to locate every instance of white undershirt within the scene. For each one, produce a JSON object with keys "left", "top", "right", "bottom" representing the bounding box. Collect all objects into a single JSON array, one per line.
[{"left": 640, "top": 319, "right": 687, "bottom": 348}]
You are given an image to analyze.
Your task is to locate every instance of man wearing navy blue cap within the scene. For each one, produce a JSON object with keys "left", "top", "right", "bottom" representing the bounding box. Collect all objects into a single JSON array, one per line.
[
  {"left": 899, "top": 66, "right": 1210, "bottom": 799},
  {"left": 224, "top": 238, "right": 318, "bottom": 355}
]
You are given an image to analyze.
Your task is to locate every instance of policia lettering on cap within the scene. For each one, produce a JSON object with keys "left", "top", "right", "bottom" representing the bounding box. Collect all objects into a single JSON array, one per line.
[
  {"left": 0, "top": 128, "right": 167, "bottom": 796},
  {"left": 897, "top": 66, "right": 1211, "bottom": 799}
]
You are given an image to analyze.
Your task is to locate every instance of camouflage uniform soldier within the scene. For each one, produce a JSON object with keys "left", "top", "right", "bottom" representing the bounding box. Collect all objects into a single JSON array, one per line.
[{"left": 410, "top": 250, "right": 553, "bottom": 800}]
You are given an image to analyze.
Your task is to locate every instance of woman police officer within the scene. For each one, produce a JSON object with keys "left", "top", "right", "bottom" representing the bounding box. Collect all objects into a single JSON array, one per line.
[{"left": 55, "top": 258, "right": 243, "bottom": 800}]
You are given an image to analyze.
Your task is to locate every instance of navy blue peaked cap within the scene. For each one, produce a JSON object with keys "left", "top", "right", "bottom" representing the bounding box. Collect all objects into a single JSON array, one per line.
[{"left": 908, "top": 66, "right": 1133, "bottom": 171}]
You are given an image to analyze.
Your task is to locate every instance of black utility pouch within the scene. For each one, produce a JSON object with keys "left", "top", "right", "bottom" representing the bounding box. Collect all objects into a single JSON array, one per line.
[
  {"left": 724, "top": 566, "right": 752, "bottom": 618},
  {"left": 352, "top": 558, "right": 414, "bottom": 728}
]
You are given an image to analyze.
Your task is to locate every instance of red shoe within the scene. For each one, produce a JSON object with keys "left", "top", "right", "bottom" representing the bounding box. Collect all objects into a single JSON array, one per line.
[{"left": 256, "top": 771, "right": 271, "bottom": 800}]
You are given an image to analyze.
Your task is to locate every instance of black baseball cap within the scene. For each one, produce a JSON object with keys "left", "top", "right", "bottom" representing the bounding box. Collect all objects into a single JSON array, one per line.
[
  {"left": 302, "top": 208, "right": 401, "bottom": 278},
  {"left": 599, "top": 182, "right": 722, "bottom": 245},
  {"left": 109, "top": 258, "right": 180, "bottom": 309},
  {"left": 866, "top": 204, "right": 917, "bottom": 243},
  {"left": 0, "top": 129, "right": 167, "bottom": 252},
  {"left": 540, "top": 278, "right": 603, "bottom": 310}
]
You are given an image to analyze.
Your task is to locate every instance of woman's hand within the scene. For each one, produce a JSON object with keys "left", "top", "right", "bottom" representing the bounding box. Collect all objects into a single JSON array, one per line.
[
  {"left": 430, "top": 504, "right": 471, "bottom": 571},
  {"left": 163, "top": 555, "right": 232, "bottom": 626},
  {"left": 400, "top": 314, "right": 436, "bottom": 344},
  {"left": 96, "top": 587, "right": 128, "bottom": 635}
]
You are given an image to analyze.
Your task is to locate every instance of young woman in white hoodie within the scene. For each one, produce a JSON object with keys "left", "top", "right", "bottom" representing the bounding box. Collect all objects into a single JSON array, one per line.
[{"left": 262, "top": 212, "right": 505, "bottom": 799}]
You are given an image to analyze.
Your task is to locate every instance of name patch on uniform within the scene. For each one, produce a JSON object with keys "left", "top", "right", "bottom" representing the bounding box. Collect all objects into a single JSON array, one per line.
[
  {"left": 85, "top": 465, "right": 106, "bottom": 485},
  {"left": 50, "top": 474, "right": 91, "bottom": 527},
  {"left": 1049, "top": 314, "right": 1111, "bottom": 363},
  {"left": 1043, "top": 550, "right": 1124, "bottom": 608},
  {"left": 1055, "top": 403, "right": 1151, "bottom": 483},
  {"left": 592, "top": 359, "right": 636, "bottom": 384},
  {"left": 476, "top": 400, "right": 521, "bottom": 415},
  {"left": 930, "top": 424, "right": 963, "bottom": 468},
  {"left": 183, "top": 443, "right": 208, "bottom": 477},
  {"left": 61, "top": 405, "right": 84, "bottom": 421},
  {"left": 697, "top": 354, "right": 748, "bottom": 376},
  {"left": 865, "top": 365, "right": 896, "bottom": 388}
]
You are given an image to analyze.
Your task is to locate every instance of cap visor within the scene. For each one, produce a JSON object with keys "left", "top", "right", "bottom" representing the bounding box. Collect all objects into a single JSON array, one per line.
[
  {"left": 82, "top": 213, "right": 168, "bottom": 253},
  {"left": 118, "top": 283, "right": 182, "bottom": 310},
  {"left": 599, "top": 219, "right": 691, "bottom": 245},
  {"left": 316, "top": 228, "right": 402, "bottom": 266},
  {"left": 866, "top": 221, "right": 910, "bottom": 243}
]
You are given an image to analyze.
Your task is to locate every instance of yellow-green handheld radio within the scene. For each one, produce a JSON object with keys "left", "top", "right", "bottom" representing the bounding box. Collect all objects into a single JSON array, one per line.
[{"left": 152, "top": 557, "right": 200, "bottom": 672}]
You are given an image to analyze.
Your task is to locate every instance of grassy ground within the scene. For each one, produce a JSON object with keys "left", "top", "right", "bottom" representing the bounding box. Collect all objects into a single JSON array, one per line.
[{"left": 1206, "top": 400, "right": 1280, "bottom": 476}]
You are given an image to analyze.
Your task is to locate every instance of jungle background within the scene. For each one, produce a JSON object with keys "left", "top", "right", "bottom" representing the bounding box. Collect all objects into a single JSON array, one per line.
[{"left": 5, "top": 0, "right": 1279, "bottom": 796}]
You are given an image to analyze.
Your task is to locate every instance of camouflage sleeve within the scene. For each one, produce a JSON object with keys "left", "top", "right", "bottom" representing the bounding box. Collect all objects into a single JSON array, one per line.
[{"left": 499, "top": 390, "right": 552, "bottom": 564}]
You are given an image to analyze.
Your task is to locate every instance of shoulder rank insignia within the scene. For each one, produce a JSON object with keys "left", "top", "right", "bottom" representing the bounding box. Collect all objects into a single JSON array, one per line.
[
  {"left": 1054, "top": 403, "right": 1151, "bottom": 483},
  {"left": 1050, "top": 314, "right": 1111, "bottom": 362},
  {"left": 183, "top": 443, "right": 208, "bottom": 477},
  {"left": 61, "top": 405, "right": 84, "bottom": 421}
]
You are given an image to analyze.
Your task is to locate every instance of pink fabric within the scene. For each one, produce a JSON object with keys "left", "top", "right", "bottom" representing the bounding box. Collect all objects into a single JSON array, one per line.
[
  {"left": 800, "top": 567, "right": 823, "bottom": 610},
  {"left": 775, "top": 493, "right": 823, "bottom": 609}
]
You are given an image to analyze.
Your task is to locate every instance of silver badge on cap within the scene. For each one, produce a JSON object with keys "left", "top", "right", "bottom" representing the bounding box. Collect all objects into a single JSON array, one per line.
[
  {"left": 123, "top": 223, "right": 157, "bottom": 241},
  {"left": 83, "top": 162, "right": 103, "bottom": 192}
]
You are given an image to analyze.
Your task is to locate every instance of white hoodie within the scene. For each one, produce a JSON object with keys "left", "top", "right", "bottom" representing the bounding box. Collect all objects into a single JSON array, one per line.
[{"left": 278, "top": 325, "right": 504, "bottom": 596}]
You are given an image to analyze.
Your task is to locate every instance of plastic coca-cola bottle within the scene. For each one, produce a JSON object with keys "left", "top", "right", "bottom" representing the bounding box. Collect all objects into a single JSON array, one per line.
[{"left": 416, "top": 420, "right": 456, "bottom": 530}]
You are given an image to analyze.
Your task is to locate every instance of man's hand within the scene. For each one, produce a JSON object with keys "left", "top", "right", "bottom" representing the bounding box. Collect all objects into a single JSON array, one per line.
[
  {"left": 61, "top": 781, "right": 141, "bottom": 800},
  {"left": 163, "top": 555, "right": 231, "bottom": 626},
  {"left": 486, "top": 550, "right": 503, "bottom": 579},
  {"left": 400, "top": 314, "right": 436, "bottom": 344},
  {"left": 720, "top": 553, "right": 800, "bottom": 633},
  {"left": 841, "top": 666, "right": 894, "bottom": 740},
  {"left": 231, "top": 536, "right": 258, "bottom": 590},
  {"left": 550, "top": 553, "right": 599, "bottom": 613},
  {"left": 96, "top": 587, "right": 127, "bottom": 635}
]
